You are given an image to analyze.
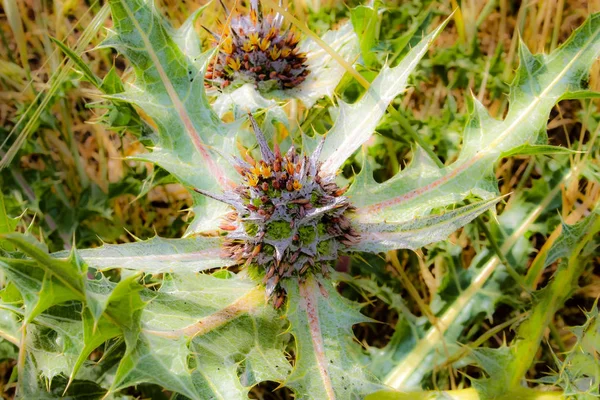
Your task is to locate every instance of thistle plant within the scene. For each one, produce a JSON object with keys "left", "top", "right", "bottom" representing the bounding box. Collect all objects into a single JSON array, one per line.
[
  {"left": 0, "top": 1, "right": 599, "bottom": 399},
  {"left": 207, "top": 0, "right": 359, "bottom": 116},
  {"left": 205, "top": 0, "right": 309, "bottom": 91},
  {"left": 200, "top": 118, "right": 359, "bottom": 307}
]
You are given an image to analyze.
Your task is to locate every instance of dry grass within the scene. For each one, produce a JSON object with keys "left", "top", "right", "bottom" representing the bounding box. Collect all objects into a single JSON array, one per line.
[{"left": 0, "top": 0, "right": 599, "bottom": 397}]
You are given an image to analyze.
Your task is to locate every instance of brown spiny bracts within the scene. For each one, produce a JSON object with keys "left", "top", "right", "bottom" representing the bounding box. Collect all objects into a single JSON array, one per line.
[
  {"left": 205, "top": 0, "right": 309, "bottom": 91},
  {"left": 195, "top": 115, "right": 358, "bottom": 307}
]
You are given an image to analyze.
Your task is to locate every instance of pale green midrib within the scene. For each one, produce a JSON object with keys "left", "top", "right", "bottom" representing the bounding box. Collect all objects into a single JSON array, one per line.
[
  {"left": 76, "top": 249, "right": 225, "bottom": 263},
  {"left": 115, "top": 0, "right": 227, "bottom": 188},
  {"left": 301, "top": 279, "right": 337, "bottom": 400}
]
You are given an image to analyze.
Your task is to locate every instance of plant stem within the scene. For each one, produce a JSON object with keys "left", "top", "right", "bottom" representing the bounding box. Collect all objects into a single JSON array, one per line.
[{"left": 506, "top": 211, "right": 600, "bottom": 389}]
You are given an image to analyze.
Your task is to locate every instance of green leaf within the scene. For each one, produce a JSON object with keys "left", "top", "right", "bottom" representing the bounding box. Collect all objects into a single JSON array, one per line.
[
  {"left": 68, "top": 273, "right": 145, "bottom": 385},
  {"left": 349, "top": 13, "right": 600, "bottom": 223},
  {"left": 0, "top": 192, "right": 18, "bottom": 252},
  {"left": 319, "top": 20, "right": 448, "bottom": 175},
  {"left": 0, "top": 257, "right": 81, "bottom": 323},
  {"left": 59, "top": 236, "right": 232, "bottom": 273},
  {"left": 0, "top": 234, "right": 87, "bottom": 321},
  {"left": 544, "top": 303, "right": 600, "bottom": 396},
  {"left": 26, "top": 305, "right": 87, "bottom": 384},
  {"left": 101, "top": 0, "right": 235, "bottom": 194},
  {"left": 107, "top": 273, "right": 290, "bottom": 399},
  {"left": 283, "top": 275, "right": 382, "bottom": 399},
  {"left": 496, "top": 210, "right": 600, "bottom": 391},
  {"left": 377, "top": 175, "right": 565, "bottom": 389},
  {"left": 544, "top": 212, "right": 600, "bottom": 267},
  {"left": 100, "top": 66, "right": 125, "bottom": 94},
  {"left": 353, "top": 196, "right": 502, "bottom": 252}
]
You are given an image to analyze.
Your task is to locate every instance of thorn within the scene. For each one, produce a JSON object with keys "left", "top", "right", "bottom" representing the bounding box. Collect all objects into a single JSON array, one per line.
[
  {"left": 124, "top": 228, "right": 143, "bottom": 242},
  {"left": 193, "top": 187, "right": 239, "bottom": 208},
  {"left": 63, "top": 375, "right": 74, "bottom": 396},
  {"left": 248, "top": 113, "right": 275, "bottom": 163},
  {"left": 286, "top": 144, "right": 295, "bottom": 159},
  {"left": 218, "top": 0, "right": 230, "bottom": 15},
  {"left": 201, "top": 25, "right": 221, "bottom": 41},
  {"left": 310, "top": 134, "right": 326, "bottom": 168}
]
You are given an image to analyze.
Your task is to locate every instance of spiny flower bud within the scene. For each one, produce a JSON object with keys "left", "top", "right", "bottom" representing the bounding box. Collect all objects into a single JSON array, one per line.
[
  {"left": 196, "top": 115, "right": 358, "bottom": 307},
  {"left": 205, "top": 0, "right": 309, "bottom": 91}
]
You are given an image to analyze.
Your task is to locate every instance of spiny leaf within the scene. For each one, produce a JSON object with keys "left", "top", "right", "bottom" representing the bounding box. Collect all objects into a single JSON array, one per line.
[
  {"left": 494, "top": 209, "right": 600, "bottom": 392},
  {"left": 462, "top": 210, "right": 599, "bottom": 397},
  {"left": 349, "top": 13, "right": 600, "bottom": 224},
  {"left": 31, "top": 310, "right": 86, "bottom": 383},
  {"left": 283, "top": 275, "right": 382, "bottom": 399},
  {"left": 50, "top": 38, "right": 147, "bottom": 135},
  {"left": 107, "top": 273, "right": 290, "bottom": 399},
  {"left": 61, "top": 235, "right": 233, "bottom": 273},
  {"left": 0, "top": 257, "right": 81, "bottom": 323},
  {"left": 0, "top": 234, "right": 87, "bottom": 321},
  {"left": 319, "top": 20, "right": 448, "bottom": 175},
  {"left": 353, "top": 196, "right": 502, "bottom": 252},
  {"left": 101, "top": 0, "right": 234, "bottom": 194},
  {"left": 544, "top": 211, "right": 600, "bottom": 267},
  {"left": 541, "top": 303, "right": 600, "bottom": 396},
  {"left": 377, "top": 180, "right": 560, "bottom": 389},
  {"left": 68, "top": 273, "right": 145, "bottom": 386}
]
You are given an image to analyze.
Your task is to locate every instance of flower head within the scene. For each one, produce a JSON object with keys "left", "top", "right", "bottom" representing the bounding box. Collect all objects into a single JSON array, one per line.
[
  {"left": 196, "top": 115, "right": 358, "bottom": 307},
  {"left": 205, "top": 0, "right": 309, "bottom": 91}
]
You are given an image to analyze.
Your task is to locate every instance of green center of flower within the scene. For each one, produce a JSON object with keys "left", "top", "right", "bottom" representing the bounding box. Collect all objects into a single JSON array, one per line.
[{"left": 205, "top": 1, "right": 310, "bottom": 91}]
